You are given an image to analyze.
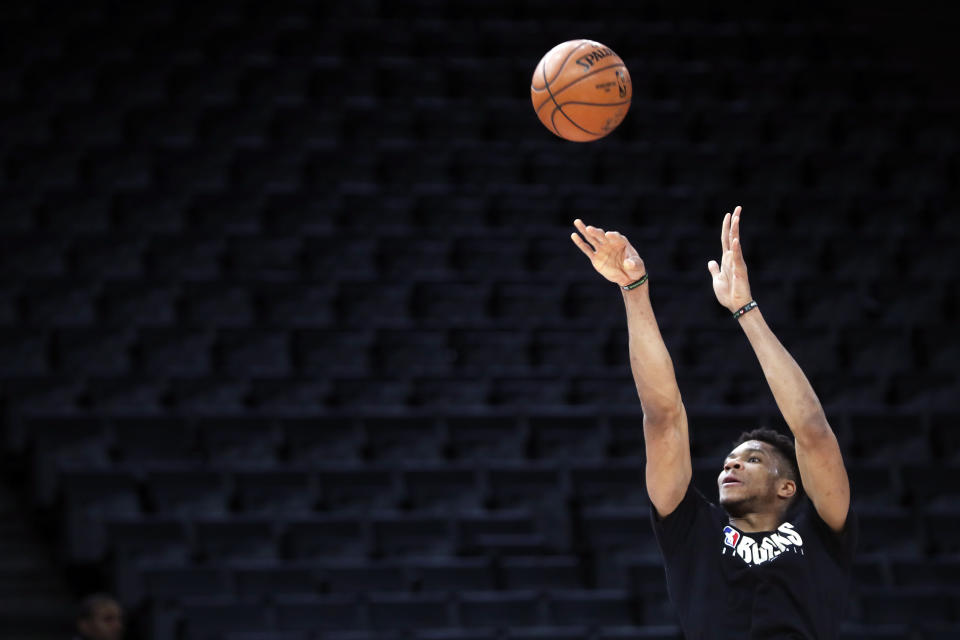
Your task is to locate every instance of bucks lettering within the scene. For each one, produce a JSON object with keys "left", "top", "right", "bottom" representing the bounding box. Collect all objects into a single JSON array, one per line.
[{"left": 722, "top": 522, "right": 804, "bottom": 566}]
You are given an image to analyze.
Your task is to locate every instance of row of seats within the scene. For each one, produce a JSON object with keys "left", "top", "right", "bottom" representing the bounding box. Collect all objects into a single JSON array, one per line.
[
  {"left": 76, "top": 510, "right": 960, "bottom": 595},
  {"left": 3, "top": 144, "right": 953, "bottom": 197},
  {"left": 131, "top": 574, "right": 960, "bottom": 638},
  {"left": 6, "top": 103, "right": 954, "bottom": 163},
  {"left": 1, "top": 13, "right": 894, "bottom": 60},
  {"left": 130, "top": 586, "right": 948, "bottom": 638},
  {"left": 1, "top": 278, "right": 957, "bottom": 329},
  {"left": 3, "top": 89, "right": 941, "bottom": 137},
  {"left": 77, "top": 510, "right": 581, "bottom": 563},
  {"left": 127, "top": 556, "right": 665, "bottom": 601},
  {"left": 2, "top": 188, "right": 956, "bottom": 239},
  {"left": 58, "top": 458, "right": 960, "bottom": 510},
  {"left": 1, "top": 374, "right": 956, "bottom": 417},
  {"left": 20, "top": 411, "right": 960, "bottom": 463},
  {"left": 110, "top": 623, "right": 960, "bottom": 640},
  {"left": 2, "top": 325, "right": 955, "bottom": 377},
  {"left": 3, "top": 225, "right": 957, "bottom": 274},
  {"left": 117, "top": 554, "right": 960, "bottom": 601}
]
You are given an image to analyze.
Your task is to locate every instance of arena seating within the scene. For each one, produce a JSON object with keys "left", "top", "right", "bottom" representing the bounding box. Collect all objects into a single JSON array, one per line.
[{"left": 1, "top": 1, "right": 959, "bottom": 639}]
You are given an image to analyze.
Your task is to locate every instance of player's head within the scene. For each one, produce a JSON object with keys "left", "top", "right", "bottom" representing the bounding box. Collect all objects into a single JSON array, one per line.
[
  {"left": 718, "top": 427, "right": 802, "bottom": 519},
  {"left": 76, "top": 593, "right": 124, "bottom": 640}
]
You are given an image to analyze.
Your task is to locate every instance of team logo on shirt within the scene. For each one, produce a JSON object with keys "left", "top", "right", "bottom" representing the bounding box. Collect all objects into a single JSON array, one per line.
[
  {"left": 721, "top": 522, "right": 804, "bottom": 566},
  {"left": 722, "top": 525, "right": 740, "bottom": 548}
]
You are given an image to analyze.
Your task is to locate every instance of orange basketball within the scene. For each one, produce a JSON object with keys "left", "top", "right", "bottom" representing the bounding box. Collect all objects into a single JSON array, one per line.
[{"left": 530, "top": 39, "right": 632, "bottom": 142}]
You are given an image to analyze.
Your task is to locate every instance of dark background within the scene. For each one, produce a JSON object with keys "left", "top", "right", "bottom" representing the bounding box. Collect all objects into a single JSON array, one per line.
[{"left": 1, "top": 1, "right": 958, "bottom": 639}]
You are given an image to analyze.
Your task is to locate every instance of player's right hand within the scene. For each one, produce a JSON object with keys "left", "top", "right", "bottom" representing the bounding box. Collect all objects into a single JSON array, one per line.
[{"left": 571, "top": 219, "right": 646, "bottom": 288}]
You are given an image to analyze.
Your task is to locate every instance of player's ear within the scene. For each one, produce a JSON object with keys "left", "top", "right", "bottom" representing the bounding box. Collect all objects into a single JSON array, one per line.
[{"left": 778, "top": 478, "right": 797, "bottom": 500}]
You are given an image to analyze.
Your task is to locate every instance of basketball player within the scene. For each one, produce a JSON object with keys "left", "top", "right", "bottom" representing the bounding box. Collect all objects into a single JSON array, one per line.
[{"left": 571, "top": 206, "right": 855, "bottom": 639}]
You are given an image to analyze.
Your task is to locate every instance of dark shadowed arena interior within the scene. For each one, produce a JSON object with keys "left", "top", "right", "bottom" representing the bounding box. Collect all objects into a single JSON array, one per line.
[{"left": 0, "top": 1, "right": 958, "bottom": 639}]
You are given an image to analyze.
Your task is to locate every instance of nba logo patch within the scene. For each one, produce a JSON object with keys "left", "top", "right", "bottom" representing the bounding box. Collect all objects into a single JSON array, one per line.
[{"left": 723, "top": 525, "right": 741, "bottom": 548}]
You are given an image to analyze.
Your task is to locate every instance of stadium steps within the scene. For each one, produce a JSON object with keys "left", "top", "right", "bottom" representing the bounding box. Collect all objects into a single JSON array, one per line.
[{"left": 0, "top": 482, "right": 75, "bottom": 639}]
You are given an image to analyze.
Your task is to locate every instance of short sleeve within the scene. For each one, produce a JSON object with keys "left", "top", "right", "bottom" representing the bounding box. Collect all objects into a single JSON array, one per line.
[
  {"left": 650, "top": 482, "right": 713, "bottom": 554},
  {"left": 818, "top": 503, "right": 858, "bottom": 562}
]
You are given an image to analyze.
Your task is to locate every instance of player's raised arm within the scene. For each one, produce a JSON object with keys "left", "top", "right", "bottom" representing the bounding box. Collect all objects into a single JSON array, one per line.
[
  {"left": 571, "top": 219, "right": 691, "bottom": 517},
  {"left": 708, "top": 206, "right": 850, "bottom": 533}
]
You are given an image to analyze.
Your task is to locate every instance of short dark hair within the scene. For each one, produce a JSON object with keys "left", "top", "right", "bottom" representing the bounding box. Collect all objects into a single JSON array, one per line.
[
  {"left": 77, "top": 593, "right": 120, "bottom": 622},
  {"left": 733, "top": 427, "right": 803, "bottom": 499}
]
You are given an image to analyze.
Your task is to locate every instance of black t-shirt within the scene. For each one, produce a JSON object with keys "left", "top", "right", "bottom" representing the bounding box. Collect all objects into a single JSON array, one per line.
[{"left": 651, "top": 483, "right": 857, "bottom": 639}]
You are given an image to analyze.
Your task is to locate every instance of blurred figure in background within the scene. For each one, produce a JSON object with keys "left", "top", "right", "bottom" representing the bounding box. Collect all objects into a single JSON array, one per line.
[{"left": 74, "top": 593, "right": 124, "bottom": 640}]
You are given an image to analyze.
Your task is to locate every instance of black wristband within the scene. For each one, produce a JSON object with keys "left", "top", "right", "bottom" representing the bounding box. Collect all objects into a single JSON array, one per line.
[
  {"left": 732, "top": 300, "right": 758, "bottom": 319},
  {"left": 621, "top": 274, "right": 649, "bottom": 290}
]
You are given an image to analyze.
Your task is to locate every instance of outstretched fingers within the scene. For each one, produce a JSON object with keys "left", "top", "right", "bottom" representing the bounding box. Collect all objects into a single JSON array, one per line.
[
  {"left": 720, "top": 212, "right": 731, "bottom": 253},
  {"left": 585, "top": 225, "right": 606, "bottom": 246},
  {"left": 571, "top": 231, "right": 596, "bottom": 258},
  {"left": 573, "top": 219, "right": 602, "bottom": 243},
  {"left": 730, "top": 206, "right": 745, "bottom": 263}
]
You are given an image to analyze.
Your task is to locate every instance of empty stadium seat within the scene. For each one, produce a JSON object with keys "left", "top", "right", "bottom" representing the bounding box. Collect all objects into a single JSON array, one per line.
[
  {"left": 372, "top": 514, "right": 456, "bottom": 558},
  {"left": 445, "top": 416, "right": 527, "bottom": 461},
  {"left": 449, "top": 329, "right": 530, "bottom": 375},
  {"left": 139, "top": 564, "right": 233, "bottom": 605},
  {"left": 61, "top": 468, "right": 141, "bottom": 559},
  {"left": 373, "top": 329, "right": 454, "bottom": 376},
  {"left": 844, "top": 412, "right": 929, "bottom": 462},
  {"left": 595, "top": 627, "right": 682, "bottom": 640},
  {"left": 530, "top": 329, "right": 611, "bottom": 374},
  {"left": 179, "top": 597, "right": 272, "bottom": 640},
  {"left": 486, "top": 466, "right": 565, "bottom": 512},
  {"left": 577, "top": 507, "right": 659, "bottom": 558},
  {"left": 145, "top": 467, "right": 228, "bottom": 516},
  {"left": 457, "top": 590, "right": 541, "bottom": 628},
  {"left": 458, "top": 511, "right": 553, "bottom": 556},
  {"left": 364, "top": 416, "right": 445, "bottom": 462},
  {"left": 413, "top": 558, "right": 496, "bottom": 593},
  {"left": 232, "top": 561, "right": 317, "bottom": 599},
  {"left": 527, "top": 416, "right": 606, "bottom": 461},
  {"left": 547, "top": 589, "right": 636, "bottom": 626},
  {"left": 199, "top": 417, "right": 280, "bottom": 466},
  {"left": 323, "top": 560, "right": 407, "bottom": 594},
  {"left": 234, "top": 469, "right": 315, "bottom": 515},
  {"left": 194, "top": 517, "right": 279, "bottom": 562},
  {"left": 450, "top": 236, "right": 529, "bottom": 278},
  {"left": 414, "top": 631, "right": 496, "bottom": 640},
  {"left": 403, "top": 467, "right": 484, "bottom": 514},
  {"left": 368, "top": 592, "right": 452, "bottom": 630},
  {"left": 500, "top": 556, "right": 583, "bottom": 590},
  {"left": 283, "top": 417, "right": 363, "bottom": 464},
  {"left": 488, "top": 377, "right": 570, "bottom": 407},
  {"left": 29, "top": 416, "right": 111, "bottom": 503},
  {"left": 106, "top": 517, "right": 191, "bottom": 566},
  {"left": 569, "top": 463, "right": 647, "bottom": 509},
  {"left": 846, "top": 462, "right": 896, "bottom": 509},
  {"left": 283, "top": 516, "right": 366, "bottom": 559},
  {"left": 857, "top": 587, "right": 959, "bottom": 626},
  {"left": 857, "top": 507, "right": 922, "bottom": 555}
]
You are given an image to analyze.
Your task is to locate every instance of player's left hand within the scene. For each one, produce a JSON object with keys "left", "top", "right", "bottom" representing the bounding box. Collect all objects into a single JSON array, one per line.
[{"left": 707, "top": 205, "right": 753, "bottom": 313}]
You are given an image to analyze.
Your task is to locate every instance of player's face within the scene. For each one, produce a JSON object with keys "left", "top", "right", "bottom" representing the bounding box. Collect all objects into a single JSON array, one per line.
[
  {"left": 78, "top": 601, "right": 124, "bottom": 640},
  {"left": 717, "top": 440, "right": 784, "bottom": 515}
]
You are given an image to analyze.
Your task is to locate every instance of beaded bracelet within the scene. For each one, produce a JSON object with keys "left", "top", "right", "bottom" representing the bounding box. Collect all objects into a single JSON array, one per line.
[
  {"left": 732, "top": 300, "right": 758, "bottom": 320},
  {"left": 622, "top": 274, "right": 649, "bottom": 291}
]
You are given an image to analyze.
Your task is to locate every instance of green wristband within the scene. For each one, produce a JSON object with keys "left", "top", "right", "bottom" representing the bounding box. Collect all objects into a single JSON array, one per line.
[{"left": 622, "top": 274, "right": 649, "bottom": 290}]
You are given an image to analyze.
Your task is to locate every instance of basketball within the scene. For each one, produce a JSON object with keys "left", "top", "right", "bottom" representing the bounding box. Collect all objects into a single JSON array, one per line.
[{"left": 530, "top": 39, "right": 632, "bottom": 142}]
